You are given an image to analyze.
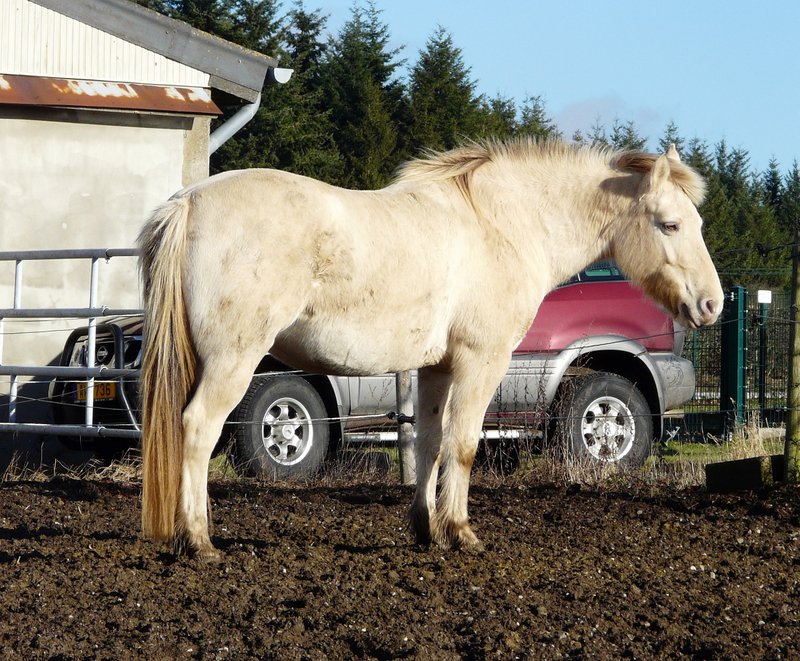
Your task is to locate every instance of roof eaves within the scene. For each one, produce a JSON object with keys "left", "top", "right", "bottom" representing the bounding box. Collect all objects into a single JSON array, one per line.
[{"left": 30, "top": 0, "right": 276, "bottom": 103}]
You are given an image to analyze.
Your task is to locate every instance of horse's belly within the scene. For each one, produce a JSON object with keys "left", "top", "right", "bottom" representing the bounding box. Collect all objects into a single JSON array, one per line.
[{"left": 272, "top": 316, "right": 446, "bottom": 376}]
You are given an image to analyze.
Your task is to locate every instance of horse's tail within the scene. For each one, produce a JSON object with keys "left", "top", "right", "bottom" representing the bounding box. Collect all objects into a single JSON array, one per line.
[{"left": 137, "top": 195, "right": 196, "bottom": 542}]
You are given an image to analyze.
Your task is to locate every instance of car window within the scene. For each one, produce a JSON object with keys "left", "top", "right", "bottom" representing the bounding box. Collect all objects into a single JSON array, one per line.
[{"left": 564, "top": 261, "right": 626, "bottom": 285}]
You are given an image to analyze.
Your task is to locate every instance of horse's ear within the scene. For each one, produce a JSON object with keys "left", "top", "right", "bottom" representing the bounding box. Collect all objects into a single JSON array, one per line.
[
  {"left": 649, "top": 154, "right": 671, "bottom": 191},
  {"left": 666, "top": 143, "right": 681, "bottom": 162}
]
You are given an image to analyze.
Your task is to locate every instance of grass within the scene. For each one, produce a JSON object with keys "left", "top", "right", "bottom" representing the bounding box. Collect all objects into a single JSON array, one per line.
[
  {"left": 641, "top": 416, "right": 785, "bottom": 488},
  {"left": 1, "top": 418, "right": 788, "bottom": 491}
]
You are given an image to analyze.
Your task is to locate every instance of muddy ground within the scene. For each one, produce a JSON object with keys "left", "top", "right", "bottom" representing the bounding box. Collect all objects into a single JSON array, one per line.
[{"left": 1, "top": 475, "right": 798, "bottom": 660}]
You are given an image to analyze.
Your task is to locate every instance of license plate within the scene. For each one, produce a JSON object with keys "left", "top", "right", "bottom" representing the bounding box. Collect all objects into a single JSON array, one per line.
[{"left": 76, "top": 381, "right": 117, "bottom": 401}]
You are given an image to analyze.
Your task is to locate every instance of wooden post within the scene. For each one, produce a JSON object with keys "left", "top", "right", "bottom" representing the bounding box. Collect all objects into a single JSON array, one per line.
[
  {"left": 395, "top": 370, "right": 416, "bottom": 485},
  {"left": 785, "top": 227, "right": 800, "bottom": 483}
]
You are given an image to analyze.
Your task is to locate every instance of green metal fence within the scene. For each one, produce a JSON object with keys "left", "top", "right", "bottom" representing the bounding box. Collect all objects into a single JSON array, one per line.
[{"left": 682, "top": 287, "right": 792, "bottom": 437}]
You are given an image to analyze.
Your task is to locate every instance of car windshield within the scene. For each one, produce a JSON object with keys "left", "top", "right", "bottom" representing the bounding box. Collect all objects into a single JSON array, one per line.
[{"left": 566, "top": 261, "right": 626, "bottom": 284}]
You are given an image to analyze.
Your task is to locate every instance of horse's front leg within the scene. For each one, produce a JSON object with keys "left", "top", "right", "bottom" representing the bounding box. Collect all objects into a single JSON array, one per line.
[
  {"left": 409, "top": 367, "right": 452, "bottom": 544},
  {"left": 432, "top": 353, "right": 510, "bottom": 551}
]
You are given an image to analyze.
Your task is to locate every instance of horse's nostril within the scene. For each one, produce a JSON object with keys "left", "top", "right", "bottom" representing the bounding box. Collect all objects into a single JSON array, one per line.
[{"left": 702, "top": 298, "right": 717, "bottom": 318}]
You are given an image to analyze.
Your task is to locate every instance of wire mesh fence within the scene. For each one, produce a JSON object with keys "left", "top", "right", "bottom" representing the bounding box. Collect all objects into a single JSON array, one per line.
[{"left": 682, "top": 288, "right": 792, "bottom": 436}]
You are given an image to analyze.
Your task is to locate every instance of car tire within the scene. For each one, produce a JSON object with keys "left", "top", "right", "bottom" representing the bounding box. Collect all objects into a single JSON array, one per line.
[
  {"left": 232, "top": 375, "right": 329, "bottom": 479},
  {"left": 552, "top": 372, "right": 652, "bottom": 467}
]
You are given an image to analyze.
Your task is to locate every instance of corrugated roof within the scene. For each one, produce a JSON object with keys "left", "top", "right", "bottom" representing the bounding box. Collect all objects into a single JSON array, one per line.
[
  {"left": 29, "top": 0, "right": 276, "bottom": 103},
  {"left": 0, "top": 73, "right": 221, "bottom": 115}
]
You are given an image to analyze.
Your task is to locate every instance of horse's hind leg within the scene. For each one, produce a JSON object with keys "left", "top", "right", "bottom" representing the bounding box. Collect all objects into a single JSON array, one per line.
[
  {"left": 177, "top": 352, "right": 262, "bottom": 560},
  {"left": 409, "top": 367, "right": 452, "bottom": 544},
  {"left": 433, "top": 352, "right": 510, "bottom": 551}
]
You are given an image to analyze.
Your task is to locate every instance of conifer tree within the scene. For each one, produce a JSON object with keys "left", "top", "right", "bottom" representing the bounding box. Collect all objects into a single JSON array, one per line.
[
  {"left": 587, "top": 121, "right": 609, "bottom": 148},
  {"left": 658, "top": 121, "right": 685, "bottom": 156},
  {"left": 474, "top": 95, "right": 518, "bottom": 139},
  {"left": 210, "top": 2, "right": 341, "bottom": 181},
  {"left": 780, "top": 162, "right": 800, "bottom": 233},
  {"left": 321, "top": 1, "right": 404, "bottom": 188},
  {"left": 406, "top": 27, "right": 481, "bottom": 153},
  {"left": 171, "top": 0, "right": 238, "bottom": 39},
  {"left": 516, "top": 95, "right": 560, "bottom": 141},
  {"left": 609, "top": 119, "right": 646, "bottom": 151},
  {"left": 763, "top": 157, "right": 784, "bottom": 211},
  {"left": 229, "top": 0, "right": 283, "bottom": 53}
]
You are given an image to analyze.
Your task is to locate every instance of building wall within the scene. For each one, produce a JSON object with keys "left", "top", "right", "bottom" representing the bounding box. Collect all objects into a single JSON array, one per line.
[
  {"left": 0, "top": 0, "right": 209, "bottom": 87},
  {"left": 0, "top": 110, "right": 208, "bottom": 372},
  {"left": 0, "top": 0, "right": 214, "bottom": 372}
]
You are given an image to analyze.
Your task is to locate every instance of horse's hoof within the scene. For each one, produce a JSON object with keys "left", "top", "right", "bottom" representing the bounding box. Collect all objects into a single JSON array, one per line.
[
  {"left": 173, "top": 535, "right": 222, "bottom": 562},
  {"left": 195, "top": 548, "right": 222, "bottom": 563},
  {"left": 408, "top": 505, "right": 433, "bottom": 546},
  {"left": 456, "top": 528, "right": 484, "bottom": 553},
  {"left": 432, "top": 518, "right": 484, "bottom": 552}
]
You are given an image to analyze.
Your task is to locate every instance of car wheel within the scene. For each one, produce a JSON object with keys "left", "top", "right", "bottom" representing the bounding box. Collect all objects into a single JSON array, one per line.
[
  {"left": 232, "top": 375, "right": 329, "bottom": 479},
  {"left": 553, "top": 372, "right": 652, "bottom": 467}
]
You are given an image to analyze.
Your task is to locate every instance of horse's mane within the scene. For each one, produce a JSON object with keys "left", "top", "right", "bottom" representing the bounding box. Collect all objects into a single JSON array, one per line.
[
  {"left": 611, "top": 151, "right": 706, "bottom": 205},
  {"left": 394, "top": 138, "right": 706, "bottom": 206}
]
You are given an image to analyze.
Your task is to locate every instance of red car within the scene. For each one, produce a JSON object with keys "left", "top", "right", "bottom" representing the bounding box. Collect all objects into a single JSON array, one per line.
[{"left": 50, "top": 264, "right": 694, "bottom": 475}]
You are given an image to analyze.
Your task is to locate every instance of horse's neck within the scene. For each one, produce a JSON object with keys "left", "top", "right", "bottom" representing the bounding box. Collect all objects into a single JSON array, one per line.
[{"left": 479, "top": 160, "right": 632, "bottom": 287}]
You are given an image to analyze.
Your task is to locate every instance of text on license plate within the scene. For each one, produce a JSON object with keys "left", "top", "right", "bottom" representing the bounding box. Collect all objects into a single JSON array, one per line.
[{"left": 76, "top": 381, "right": 117, "bottom": 401}]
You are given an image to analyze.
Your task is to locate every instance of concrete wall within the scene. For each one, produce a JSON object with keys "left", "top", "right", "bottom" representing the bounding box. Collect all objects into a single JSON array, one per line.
[{"left": 0, "top": 109, "right": 209, "bottom": 371}]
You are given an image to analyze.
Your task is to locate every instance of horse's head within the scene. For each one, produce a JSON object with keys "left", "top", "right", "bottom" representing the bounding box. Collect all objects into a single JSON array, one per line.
[{"left": 610, "top": 146, "right": 723, "bottom": 330}]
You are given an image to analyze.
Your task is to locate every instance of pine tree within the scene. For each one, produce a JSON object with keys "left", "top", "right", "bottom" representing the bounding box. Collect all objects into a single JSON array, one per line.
[
  {"left": 132, "top": 0, "right": 173, "bottom": 13},
  {"left": 516, "top": 95, "right": 560, "bottom": 141},
  {"left": 571, "top": 129, "right": 587, "bottom": 146},
  {"left": 474, "top": 95, "right": 518, "bottom": 140},
  {"left": 284, "top": 1, "right": 327, "bottom": 89},
  {"left": 658, "top": 121, "right": 685, "bottom": 156},
  {"left": 171, "top": 0, "right": 238, "bottom": 40},
  {"left": 780, "top": 162, "right": 800, "bottom": 233},
  {"left": 609, "top": 119, "right": 646, "bottom": 151},
  {"left": 587, "top": 121, "right": 609, "bottom": 148},
  {"left": 686, "top": 137, "right": 714, "bottom": 176},
  {"left": 211, "top": 3, "right": 342, "bottom": 181},
  {"left": 272, "top": 2, "right": 343, "bottom": 181},
  {"left": 406, "top": 27, "right": 481, "bottom": 153},
  {"left": 763, "top": 157, "right": 784, "bottom": 211},
  {"left": 228, "top": 0, "right": 282, "bottom": 54},
  {"left": 685, "top": 138, "right": 735, "bottom": 281},
  {"left": 321, "top": 1, "right": 404, "bottom": 188}
]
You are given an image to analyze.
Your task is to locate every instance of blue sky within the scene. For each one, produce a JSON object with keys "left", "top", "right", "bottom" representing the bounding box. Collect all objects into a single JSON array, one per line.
[{"left": 316, "top": 0, "right": 799, "bottom": 174}]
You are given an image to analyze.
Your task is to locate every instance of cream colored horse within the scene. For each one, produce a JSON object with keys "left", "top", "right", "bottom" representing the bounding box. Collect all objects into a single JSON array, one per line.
[{"left": 138, "top": 139, "right": 722, "bottom": 559}]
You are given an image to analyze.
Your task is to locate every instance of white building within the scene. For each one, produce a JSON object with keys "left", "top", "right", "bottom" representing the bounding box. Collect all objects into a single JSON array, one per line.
[
  {"left": 1, "top": 0, "right": 279, "bottom": 365},
  {"left": 0, "top": 0, "right": 282, "bottom": 439}
]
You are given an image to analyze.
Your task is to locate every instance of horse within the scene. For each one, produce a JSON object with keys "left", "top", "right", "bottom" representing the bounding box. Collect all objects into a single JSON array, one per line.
[{"left": 137, "top": 138, "right": 723, "bottom": 560}]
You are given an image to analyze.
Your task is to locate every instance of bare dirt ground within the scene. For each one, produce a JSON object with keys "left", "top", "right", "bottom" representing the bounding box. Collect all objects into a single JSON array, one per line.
[{"left": 1, "top": 474, "right": 798, "bottom": 660}]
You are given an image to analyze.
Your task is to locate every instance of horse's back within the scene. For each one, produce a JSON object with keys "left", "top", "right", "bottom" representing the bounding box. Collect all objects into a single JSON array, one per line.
[{"left": 173, "top": 169, "right": 471, "bottom": 374}]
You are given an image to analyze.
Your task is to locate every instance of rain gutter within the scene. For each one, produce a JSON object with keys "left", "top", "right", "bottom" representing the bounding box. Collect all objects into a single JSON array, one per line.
[{"left": 208, "top": 67, "right": 293, "bottom": 156}]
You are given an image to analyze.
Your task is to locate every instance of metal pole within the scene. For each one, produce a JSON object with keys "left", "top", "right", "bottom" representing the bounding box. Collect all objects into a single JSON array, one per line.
[
  {"left": 84, "top": 257, "right": 99, "bottom": 427},
  {"left": 720, "top": 286, "right": 747, "bottom": 433},
  {"left": 395, "top": 371, "right": 416, "bottom": 485},
  {"left": 758, "top": 302, "right": 768, "bottom": 416},
  {"left": 8, "top": 260, "right": 23, "bottom": 423}
]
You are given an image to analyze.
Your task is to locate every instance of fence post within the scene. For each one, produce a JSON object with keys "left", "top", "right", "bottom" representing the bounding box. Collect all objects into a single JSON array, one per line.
[
  {"left": 395, "top": 370, "right": 416, "bottom": 485},
  {"left": 757, "top": 299, "right": 768, "bottom": 415},
  {"left": 785, "top": 229, "right": 800, "bottom": 483},
  {"left": 720, "top": 286, "right": 747, "bottom": 432}
]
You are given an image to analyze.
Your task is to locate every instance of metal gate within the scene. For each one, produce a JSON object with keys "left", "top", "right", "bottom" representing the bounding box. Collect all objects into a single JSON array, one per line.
[{"left": 0, "top": 248, "right": 142, "bottom": 439}]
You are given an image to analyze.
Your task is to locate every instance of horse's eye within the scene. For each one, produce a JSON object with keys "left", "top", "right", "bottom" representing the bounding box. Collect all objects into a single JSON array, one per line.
[{"left": 660, "top": 222, "right": 679, "bottom": 234}]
